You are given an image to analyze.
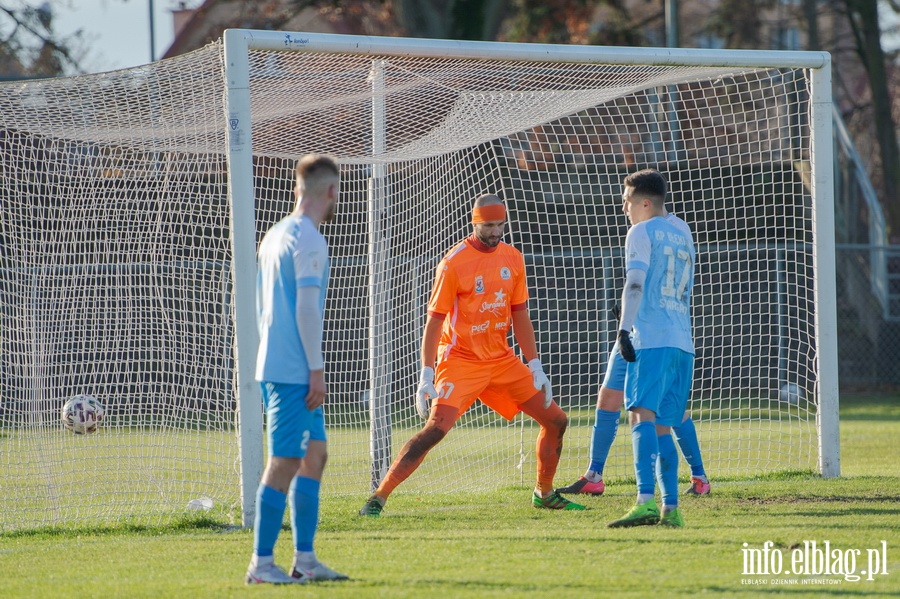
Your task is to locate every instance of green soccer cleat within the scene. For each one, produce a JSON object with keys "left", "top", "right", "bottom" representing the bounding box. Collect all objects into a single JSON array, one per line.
[
  {"left": 607, "top": 499, "right": 660, "bottom": 528},
  {"left": 359, "top": 497, "right": 384, "bottom": 517},
  {"left": 658, "top": 507, "right": 685, "bottom": 528},
  {"left": 532, "top": 491, "right": 586, "bottom": 510}
]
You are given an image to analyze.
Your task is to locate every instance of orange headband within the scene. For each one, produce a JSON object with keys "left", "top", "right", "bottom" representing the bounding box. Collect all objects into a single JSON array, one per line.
[{"left": 472, "top": 204, "right": 507, "bottom": 224}]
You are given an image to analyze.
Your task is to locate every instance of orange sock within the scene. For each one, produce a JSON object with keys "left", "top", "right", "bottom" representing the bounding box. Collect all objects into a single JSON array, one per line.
[
  {"left": 374, "top": 414, "right": 454, "bottom": 499},
  {"left": 375, "top": 455, "right": 426, "bottom": 498},
  {"left": 535, "top": 420, "right": 564, "bottom": 495}
]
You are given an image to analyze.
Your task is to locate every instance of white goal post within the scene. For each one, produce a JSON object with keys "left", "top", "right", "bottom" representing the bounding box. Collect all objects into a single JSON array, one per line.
[{"left": 0, "top": 29, "right": 838, "bottom": 532}]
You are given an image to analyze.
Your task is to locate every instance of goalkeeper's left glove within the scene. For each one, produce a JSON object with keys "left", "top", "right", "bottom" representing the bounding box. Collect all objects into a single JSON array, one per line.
[
  {"left": 415, "top": 367, "right": 438, "bottom": 421},
  {"left": 528, "top": 358, "right": 553, "bottom": 409}
]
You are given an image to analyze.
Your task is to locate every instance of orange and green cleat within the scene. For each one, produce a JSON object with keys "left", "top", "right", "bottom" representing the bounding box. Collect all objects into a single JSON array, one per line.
[{"left": 532, "top": 491, "right": 587, "bottom": 510}]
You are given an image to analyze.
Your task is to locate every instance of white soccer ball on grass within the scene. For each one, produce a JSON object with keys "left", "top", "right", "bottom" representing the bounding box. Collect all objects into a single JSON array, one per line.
[{"left": 61, "top": 394, "right": 105, "bottom": 434}]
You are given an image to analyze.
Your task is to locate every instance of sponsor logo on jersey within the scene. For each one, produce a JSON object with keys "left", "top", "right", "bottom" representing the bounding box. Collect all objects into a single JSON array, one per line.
[
  {"left": 494, "top": 321, "right": 508, "bottom": 330},
  {"left": 500, "top": 267, "right": 511, "bottom": 280},
  {"left": 480, "top": 289, "right": 507, "bottom": 315},
  {"left": 471, "top": 321, "right": 490, "bottom": 334}
]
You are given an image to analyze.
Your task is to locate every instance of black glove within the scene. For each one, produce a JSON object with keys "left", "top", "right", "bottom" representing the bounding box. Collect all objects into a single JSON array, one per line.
[
  {"left": 609, "top": 302, "right": 621, "bottom": 322},
  {"left": 617, "top": 330, "right": 636, "bottom": 362}
]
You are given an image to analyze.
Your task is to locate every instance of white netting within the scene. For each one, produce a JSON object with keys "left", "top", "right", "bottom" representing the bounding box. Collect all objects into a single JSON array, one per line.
[{"left": 0, "top": 37, "right": 820, "bottom": 531}]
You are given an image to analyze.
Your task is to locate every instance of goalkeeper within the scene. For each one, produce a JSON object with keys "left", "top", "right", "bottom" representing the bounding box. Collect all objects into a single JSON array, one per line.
[{"left": 360, "top": 194, "right": 585, "bottom": 516}]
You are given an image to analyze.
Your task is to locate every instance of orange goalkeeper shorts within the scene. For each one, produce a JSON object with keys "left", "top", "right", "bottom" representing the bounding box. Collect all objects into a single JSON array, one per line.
[{"left": 433, "top": 353, "right": 539, "bottom": 421}]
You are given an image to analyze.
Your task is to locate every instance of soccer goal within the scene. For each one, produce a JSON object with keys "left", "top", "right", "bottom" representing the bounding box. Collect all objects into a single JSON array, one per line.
[{"left": 0, "top": 29, "right": 837, "bottom": 531}]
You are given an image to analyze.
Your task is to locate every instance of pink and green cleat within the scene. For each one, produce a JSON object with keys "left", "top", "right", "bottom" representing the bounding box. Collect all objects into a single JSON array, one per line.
[
  {"left": 684, "top": 477, "right": 711, "bottom": 496},
  {"left": 555, "top": 477, "right": 605, "bottom": 496}
]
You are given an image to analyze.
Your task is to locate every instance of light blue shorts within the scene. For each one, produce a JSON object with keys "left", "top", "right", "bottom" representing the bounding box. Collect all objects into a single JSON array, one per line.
[
  {"left": 601, "top": 342, "right": 626, "bottom": 391},
  {"left": 260, "top": 382, "right": 327, "bottom": 458},
  {"left": 624, "top": 347, "right": 693, "bottom": 427}
]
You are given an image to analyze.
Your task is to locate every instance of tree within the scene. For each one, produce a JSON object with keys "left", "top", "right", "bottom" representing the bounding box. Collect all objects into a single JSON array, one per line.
[
  {"left": 705, "top": 0, "right": 777, "bottom": 48},
  {"left": 503, "top": 0, "right": 594, "bottom": 43},
  {"left": 287, "top": 0, "right": 508, "bottom": 40},
  {"left": 0, "top": 1, "right": 87, "bottom": 77},
  {"left": 394, "top": 0, "right": 508, "bottom": 40},
  {"left": 842, "top": 0, "right": 900, "bottom": 239}
]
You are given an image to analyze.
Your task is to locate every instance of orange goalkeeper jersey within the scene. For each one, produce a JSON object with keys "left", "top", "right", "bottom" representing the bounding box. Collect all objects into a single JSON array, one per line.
[{"left": 428, "top": 236, "right": 529, "bottom": 362}]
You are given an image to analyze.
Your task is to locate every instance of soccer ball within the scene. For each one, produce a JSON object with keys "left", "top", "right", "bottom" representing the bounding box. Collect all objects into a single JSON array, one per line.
[
  {"left": 61, "top": 394, "right": 105, "bottom": 434},
  {"left": 779, "top": 383, "right": 804, "bottom": 406}
]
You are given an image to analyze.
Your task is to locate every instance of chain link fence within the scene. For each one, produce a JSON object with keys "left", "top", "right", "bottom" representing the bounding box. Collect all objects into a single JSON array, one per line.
[{"left": 835, "top": 245, "right": 900, "bottom": 390}]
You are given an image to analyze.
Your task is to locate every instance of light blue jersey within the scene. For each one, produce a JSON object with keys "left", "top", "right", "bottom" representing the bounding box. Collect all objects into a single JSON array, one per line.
[
  {"left": 255, "top": 215, "right": 329, "bottom": 384},
  {"left": 624, "top": 213, "right": 695, "bottom": 354}
]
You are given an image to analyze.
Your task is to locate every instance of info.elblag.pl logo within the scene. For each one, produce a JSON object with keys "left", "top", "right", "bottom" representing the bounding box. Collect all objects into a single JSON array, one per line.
[{"left": 741, "top": 540, "right": 889, "bottom": 585}]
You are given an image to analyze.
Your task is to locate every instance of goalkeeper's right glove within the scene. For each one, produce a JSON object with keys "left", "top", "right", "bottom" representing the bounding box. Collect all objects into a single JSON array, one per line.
[
  {"left": 617, "top": 330, "right": 636, "bottom": 363},
  {"left": 528, "top": 358, "right": 553, "bottom": 409},
  {"left": 609, "top": 302, "right": 621, "bottom": 322},
  {"left": 416, "top": 366, "right": 438, "bottom": 421}
]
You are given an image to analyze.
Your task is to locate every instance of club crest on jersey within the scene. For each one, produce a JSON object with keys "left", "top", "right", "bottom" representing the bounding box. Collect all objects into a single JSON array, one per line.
[
  {"left": 500, "top": 267, "right": 511, "bottom": 280},
  {"left": 474, "top": 275, "right": 485, "bottom": 294}
]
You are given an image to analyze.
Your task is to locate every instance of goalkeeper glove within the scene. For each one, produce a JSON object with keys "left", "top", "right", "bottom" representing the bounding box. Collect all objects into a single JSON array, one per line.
[
  {"left": 528, "top": 358, "right": 553, "bottom": 409},
  {"left": 416, "top": 366, "right": 438, "bottom": 421},
  {"left": 617, "top": 330, "right": 636, "bottom": 363},
  {"left": 610, "top": 302, "right": 621, "bottom": 322}
]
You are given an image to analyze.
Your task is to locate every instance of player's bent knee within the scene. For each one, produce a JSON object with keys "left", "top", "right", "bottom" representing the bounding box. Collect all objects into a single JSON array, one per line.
[
  {"left": 541, "top": 410, "right": 567, "bottom": 436},
  {"left": 556, "top": 414, "right": 568, "bottom": 436},
  {"left": 409, "top": 424, "right": 448, "bottom": 456}
]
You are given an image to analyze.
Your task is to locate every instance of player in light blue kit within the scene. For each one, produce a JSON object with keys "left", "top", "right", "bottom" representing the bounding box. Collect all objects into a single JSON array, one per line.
[
  {"left": 557, "top": 336, "right": 709, "bottom": 498},
  {"left": 556, "top": 226, "right": 710, "bottom": 498},
  {"left": 606, "top": 168, "right": 696, "bottom": 528},
  {"left": 245, "top": 154, "right": 349, "bottom": 584}
]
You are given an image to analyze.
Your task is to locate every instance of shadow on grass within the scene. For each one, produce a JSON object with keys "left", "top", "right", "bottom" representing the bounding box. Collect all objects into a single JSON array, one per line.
[
  {"left": 838, "top": 393, "right": 900, "bottom": 421},
  {"left": 1, "top": 514, "right": 239, "bottom": 539}
]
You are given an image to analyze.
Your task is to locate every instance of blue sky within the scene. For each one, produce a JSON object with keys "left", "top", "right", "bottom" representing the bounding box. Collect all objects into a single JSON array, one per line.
[{"left": 55, "top": 0, "right": 198, "bottom": 73}]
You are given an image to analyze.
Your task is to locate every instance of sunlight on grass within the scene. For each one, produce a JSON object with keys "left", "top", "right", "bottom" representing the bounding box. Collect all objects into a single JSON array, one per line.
[{"left": 0, "top": 394, "right": 897, "bottom": 598}]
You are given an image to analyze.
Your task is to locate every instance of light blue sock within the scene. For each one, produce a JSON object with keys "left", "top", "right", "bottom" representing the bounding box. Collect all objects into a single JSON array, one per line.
[
  {"left": 253, "top": 484, "right": 287, "bottom": 558},
  {"left": 673, "top": 418, "right": 707, "bottom": 478},
  {"left": 290, "top": 476, "right": 320, "bottom": 553},
  {"left": 656, "top": 433, "right": 679, "bottom": 507},
  {"left": 588, "top": 409, "right": 620, "bottom": 474},
  {"left": 631, "top": 421, "right": 658, "bottom": 496}
]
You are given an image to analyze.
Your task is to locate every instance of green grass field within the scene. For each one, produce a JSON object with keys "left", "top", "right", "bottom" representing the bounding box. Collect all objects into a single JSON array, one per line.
[{"left": 1, "top": 393, "right": 898, "bottom": 598}]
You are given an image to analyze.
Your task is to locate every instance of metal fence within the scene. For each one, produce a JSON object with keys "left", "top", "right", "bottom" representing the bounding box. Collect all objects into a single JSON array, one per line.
[{"left": 835, "top": 245, "right": 900, "bottom": 389}]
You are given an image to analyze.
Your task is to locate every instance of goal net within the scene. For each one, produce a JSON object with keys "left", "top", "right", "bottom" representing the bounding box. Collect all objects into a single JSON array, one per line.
[{"left": 0, "top": 31, "right": 836, "bottom": 531}]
